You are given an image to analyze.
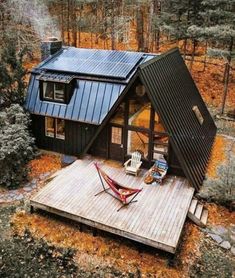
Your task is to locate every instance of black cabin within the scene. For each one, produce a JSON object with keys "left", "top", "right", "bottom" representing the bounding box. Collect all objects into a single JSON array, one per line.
[{"left": 25, "top": 43, "right": 217, "bottom": 191}]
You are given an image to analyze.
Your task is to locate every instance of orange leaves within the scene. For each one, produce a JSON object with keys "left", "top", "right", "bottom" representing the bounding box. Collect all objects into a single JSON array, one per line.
[
  {"left": 206, "top": 135, "right": 226, "bottom": 179},
  {"left": 28, "top": 154, "right": 61, "bottom": 179},
  {"left": 205, "top": 203, "right": 235, "bottom": 226},
  {"left": 11, "top": 210, "right": 200, "bottom": 277}
]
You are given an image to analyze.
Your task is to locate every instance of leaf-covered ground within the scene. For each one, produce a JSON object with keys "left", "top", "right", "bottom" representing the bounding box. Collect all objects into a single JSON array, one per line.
[{"left": 0, "top": 151, "right": 234, "bottom": 277}]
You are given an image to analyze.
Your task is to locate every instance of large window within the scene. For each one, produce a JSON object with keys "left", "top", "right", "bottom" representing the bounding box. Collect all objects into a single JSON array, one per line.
[
  {"left": 43, "top": 82, "right": 65, "bottom": 102},
  {"left": 127, "top": 130, "right": 149, "bottom": 159},
  {"left": 45, "top": 117, "right": 65, "bottom": 140},
  {"left": 110, "top": 102, "right": 125, "bottom": 125},
  {"left": 153, "top": 112, "right": 168, "bottom": 159},
  {"left": 128, "top": 99, "right": 151, "bottom": 129}
]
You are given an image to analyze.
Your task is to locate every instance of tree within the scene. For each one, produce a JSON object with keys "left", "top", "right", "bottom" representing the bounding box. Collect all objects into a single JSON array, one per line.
[
  {"left": 188, "top": 0, "right": 235, "bottom": 113},
  {"left": 0, "top": 40, "right": 29, "bottom": 109},
  {"left": 0, "top": 104, "right": 35, "bottom": 188}
]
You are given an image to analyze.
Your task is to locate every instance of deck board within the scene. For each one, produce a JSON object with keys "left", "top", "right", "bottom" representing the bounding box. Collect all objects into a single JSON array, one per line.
[{"left": 30, "top": 156, "right": 194, "bottom": 253}]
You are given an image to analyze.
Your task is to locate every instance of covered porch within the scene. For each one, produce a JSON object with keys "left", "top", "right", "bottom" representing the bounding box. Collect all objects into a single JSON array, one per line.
[{"left": 30, "top": 156, "right": 194, "bottom": 254}]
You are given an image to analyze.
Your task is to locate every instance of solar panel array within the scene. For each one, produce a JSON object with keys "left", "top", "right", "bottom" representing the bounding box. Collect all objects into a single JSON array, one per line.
[{"left": 41, "top": 48, "right": 143, "bottom": 79}]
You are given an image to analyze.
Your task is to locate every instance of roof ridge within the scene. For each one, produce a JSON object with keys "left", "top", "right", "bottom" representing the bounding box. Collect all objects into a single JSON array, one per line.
[{"left": 139, "top": 47, "right": 180, "bottom": 69}]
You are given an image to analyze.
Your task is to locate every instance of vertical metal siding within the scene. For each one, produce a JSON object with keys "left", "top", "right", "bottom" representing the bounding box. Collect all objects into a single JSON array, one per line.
[{"left": 139, "top": 48, "right": 217, "bottom": 190}]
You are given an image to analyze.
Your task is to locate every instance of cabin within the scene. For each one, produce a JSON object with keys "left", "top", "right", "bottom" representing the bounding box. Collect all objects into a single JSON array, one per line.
[
  {"left": 26, "top": 40, "right": 217, "bottom": 253},
  {"left": 26, "top": 40, "right": 216, "bottom": 191}
]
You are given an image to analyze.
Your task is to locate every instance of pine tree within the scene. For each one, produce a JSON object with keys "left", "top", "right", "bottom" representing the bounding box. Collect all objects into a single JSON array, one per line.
[
  {"left": 0, "top": 104, "right": 35, "bottom": 188},
  {"left": 188, "top": 0, "right": 235, "bottom": 113},
  {"left": 0, "top": 40, "right": 29, "bottom": 109}
]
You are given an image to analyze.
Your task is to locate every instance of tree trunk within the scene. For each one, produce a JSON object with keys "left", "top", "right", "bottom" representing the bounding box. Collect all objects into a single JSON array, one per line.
[
  {"left": 67, "top": 0, "right": 70, "bottom": 45},
  {"left": 189, "top": 39, "right": 197, "bottom": 71},
  {"left": 221, "top": 37, "right": 233, "bottom": 115},
  {"left": 136, "top": 5, "right": 144, "bottom": 52}
]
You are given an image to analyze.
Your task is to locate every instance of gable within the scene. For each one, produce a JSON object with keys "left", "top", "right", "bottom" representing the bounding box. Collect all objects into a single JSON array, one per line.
[{"left": 139, "top": 48, "right": 217, "bottom": 190}]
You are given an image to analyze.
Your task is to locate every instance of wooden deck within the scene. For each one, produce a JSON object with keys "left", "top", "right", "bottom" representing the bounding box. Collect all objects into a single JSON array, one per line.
[{"left": 30, "top": 156, "right": 194, "bottom": 253}]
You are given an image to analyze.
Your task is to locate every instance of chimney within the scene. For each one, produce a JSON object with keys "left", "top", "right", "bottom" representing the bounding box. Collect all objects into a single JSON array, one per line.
[{"left": 41, "top": 37, "right": 62, "bottom": 61}]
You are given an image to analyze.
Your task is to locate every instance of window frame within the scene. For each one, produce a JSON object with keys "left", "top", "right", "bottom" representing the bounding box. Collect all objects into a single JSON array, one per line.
[
  {"left": 42, "top": 81, "right": 66, "bottom": 103},
  {"left": 45, "top": 117, "right": 65, "bottom": 140}
]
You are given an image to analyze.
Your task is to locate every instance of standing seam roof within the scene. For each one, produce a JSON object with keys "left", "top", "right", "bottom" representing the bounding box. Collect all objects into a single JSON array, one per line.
[
  {"left": 139, "top": 48, "right": 217, "bottom": 190},
  {"left": 25, "top": 75, "right": 125, "bottom": 125}
]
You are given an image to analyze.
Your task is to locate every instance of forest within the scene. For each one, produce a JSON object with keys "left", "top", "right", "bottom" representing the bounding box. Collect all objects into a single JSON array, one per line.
[
  {"left": 0, "top": 0, "right": 234, "bottom": 113},
  {"left": 0, "top": 1, "right": 234, "bottom": 277}
]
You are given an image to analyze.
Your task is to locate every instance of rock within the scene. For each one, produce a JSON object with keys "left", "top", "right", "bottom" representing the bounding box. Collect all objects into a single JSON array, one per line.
[
  {"left": 231, "top": 246, "right": 235, "bottom": 256},
  {"left": 211, "top": 225, "right": 228, "bottom": 237},
  {"left": 31, "top": 179, "right": 37, "bottom": 185},
  {"left": 15, "top": 194, "right": 24, "bottom": 201},
  {"left": 23, "top": 187, "right": 32, "bottom": 192},
  {"left": 61, "top": 155, "right": 77, "bottom": 166},
  {"left": 220, "top": 241, "right": 231, "bottom": 250},
  {"left": 39, "top": 172, "right": 50, "bottom": 180},
  {"left": 208, "top": 233, "right": 223, "bottom": 244}
]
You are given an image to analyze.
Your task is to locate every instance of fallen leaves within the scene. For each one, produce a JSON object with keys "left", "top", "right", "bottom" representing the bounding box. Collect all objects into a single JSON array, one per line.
[
  {"left": 28, "top": 154, "right": 61, "bottom": 180},
  {"left": 205, "top": 203, "right": 235, "bottom": 226},
  {"left": 206, "top": 135, "right": 226, "bottom": 179},
  {"left": 11, "top": 210, "right": 202, "bottom": 277}
]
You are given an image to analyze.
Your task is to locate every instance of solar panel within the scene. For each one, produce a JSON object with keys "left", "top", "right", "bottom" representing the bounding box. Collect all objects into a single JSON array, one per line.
[{"left": 41, "top": 48, "right": 144, "bottom": 79}]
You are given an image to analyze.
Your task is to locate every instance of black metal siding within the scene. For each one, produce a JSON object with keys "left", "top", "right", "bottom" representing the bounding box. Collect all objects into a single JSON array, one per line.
[
  {"left": 31, "top": 115, "right": 97, "bottom": 156},
  {"left": 139, "top": 48, "right": 217, "bottom": 191}
]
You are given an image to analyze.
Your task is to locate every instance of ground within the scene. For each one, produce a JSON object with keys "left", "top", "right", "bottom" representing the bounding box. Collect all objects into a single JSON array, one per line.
[
  {"left": 0, "top": 150, "right": 234, "bottom": 277},
  {"left": 2, "top": 39, "right": 235, "bottom": 276}
]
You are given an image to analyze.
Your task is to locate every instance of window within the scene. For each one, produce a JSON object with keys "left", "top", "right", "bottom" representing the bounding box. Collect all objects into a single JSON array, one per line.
[
  {"left": 127, "top": 130, "right": 149, "bottom": 159},
  {"left": 45, "top": 117, "right": 55, "bottom": 137},
  {"left": 153, "top": 112, "right": 168, "bottom": 159},
  {"left": 128, "top": 100, "right": 151, "bottom": 129},
  {"left": 154, "top": 112, "right": 166, "bottom": 133},
  {"left": 43, "top": 82, "right": 65, "bottom": 102},
  {"left": 110, "top": 102, "right": 125, "bottom": 125},
  {"left": 111, "top": 127, "right": 122, "bottom": 144},
  {"left": 193, "top": 106, "right": 204, "bottom": 125},
  {"left": 45, "top": 117, "right": 65, "bottom": 140},
  {"left": 56, "top": 119, "right": 65, "bottom": 139}
]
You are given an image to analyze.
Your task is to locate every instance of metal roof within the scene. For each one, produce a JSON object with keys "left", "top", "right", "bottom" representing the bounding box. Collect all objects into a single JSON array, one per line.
[
  {"left": 25, "top": 74, "right": 125, "bottom": 125},
  {"left": 139, "top": 48, "right": 217, "bottom": 191},
  {"left": 40, "top": 48, "right": 144, "bottom": 80},
  {"left": 37, "top": 72, "right": 75, "bottom": 84}
]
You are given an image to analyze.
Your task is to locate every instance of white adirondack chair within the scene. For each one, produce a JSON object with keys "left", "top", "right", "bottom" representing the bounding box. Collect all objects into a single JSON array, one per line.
[{"left": 124, "top": 151, "right": 142, "bottom": 176}]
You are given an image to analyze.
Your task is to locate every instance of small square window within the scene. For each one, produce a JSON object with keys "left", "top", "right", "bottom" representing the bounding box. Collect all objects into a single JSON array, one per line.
[
  {"left": 193, "top": 106, "right": 204, "bottom": 125},
  {"left": 42, "top": 82, "right": 65, "bottom": 102}
]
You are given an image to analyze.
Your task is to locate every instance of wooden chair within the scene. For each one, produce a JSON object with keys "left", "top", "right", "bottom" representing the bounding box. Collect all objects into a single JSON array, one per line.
[
  {"left": 151, "top": 157, "right": 168, "bottom": 184},
  {"left": 124, "top": 151, "right": 142, "bottom": 176}
]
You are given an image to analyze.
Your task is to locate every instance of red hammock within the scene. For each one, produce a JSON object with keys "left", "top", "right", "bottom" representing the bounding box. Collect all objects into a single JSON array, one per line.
[{"left": 94, "top": 163, "right": 142, "bottom": 209}]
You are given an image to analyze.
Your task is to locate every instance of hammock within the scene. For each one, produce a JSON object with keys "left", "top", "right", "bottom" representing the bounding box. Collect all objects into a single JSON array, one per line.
[{"left": 94, "top": 163, "right": 142, "bottom": 211}]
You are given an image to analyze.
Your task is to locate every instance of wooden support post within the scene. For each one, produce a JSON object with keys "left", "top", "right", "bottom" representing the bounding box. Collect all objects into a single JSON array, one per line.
[
  {"left": 93, "top": 228, "right": 98, "bottom": 237},
  {"left": 30, "top": 205, "right": 34, "bottom": 214},
  {"left": 79, "top": 223, "right": 83, "bottom": 232}
]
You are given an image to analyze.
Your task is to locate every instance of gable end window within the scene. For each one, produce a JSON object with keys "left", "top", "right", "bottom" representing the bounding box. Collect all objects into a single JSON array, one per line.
[
  {"left": 43, "top": 82, "right": 65, "bottom": 102},
  {"left": 45, "top": 117, "right": 65, "bottom": 140},
  {"left": 192, "top": 106, "right": 204, "bottom": 125}
]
